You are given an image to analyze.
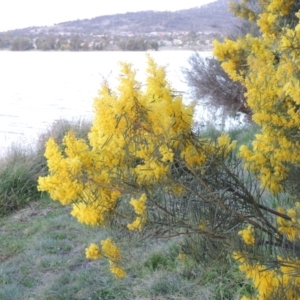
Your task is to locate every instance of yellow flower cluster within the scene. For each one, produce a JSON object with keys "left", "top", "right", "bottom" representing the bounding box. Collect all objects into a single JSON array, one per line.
[
  {"left": 127, "top": 193, "right": 147, "bottom": 231},
  {"left": 217, "top": 133, "right": 237, "bottom": 156},
  {"left": 85, "top": 243, "right": 103, "bottom": 260},
  {"left": 180, "top": 142, "right": 207, "bottom": 169},
  {"left": 101, "top": 238, "right": 121, "bottom": 261},
  {"left": 129, "top": 193, "right": 147, "bottom": 215},
  {"left": 37, "top": 135, "right": 86, "bottom": 205},
  {"left": 85, "top": 238, "right": 126, "bottom": 278},
  {"left": 234, "top": 252, "right": 300, "bottom": 299},
  {"left": 109, "top": 261, "right": 126, "bottom": 278},
  {"left": 213, "top": 36, "right": 250, "bottom": 82},
  {"left": 38, "top": 56, "right": 236, "bottom": 231},
  {"left": 234, "top": 204, "right": 300, "bottom": 299},
  {"left": 180, "top": 133, "right": 236, "bottom": 169},
  {"left": 238, "top": 225, "right": 255, "bottom": 245},
  {"left": 277, "top": 203, "right": 300, "bottom": 241},
  {"left": 127, "top": 217, "right": 144, "bottom": 231},
  {"left": 159, "top": 144, "right": 174, "bottom": 163}
]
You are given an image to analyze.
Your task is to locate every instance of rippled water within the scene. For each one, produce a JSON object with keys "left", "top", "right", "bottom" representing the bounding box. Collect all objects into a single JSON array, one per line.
[{"left": 0, "top": 50, "right": 211, "bottom": 153}]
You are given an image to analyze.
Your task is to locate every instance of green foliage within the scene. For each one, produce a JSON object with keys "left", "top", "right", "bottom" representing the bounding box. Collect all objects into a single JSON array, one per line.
[
  {"left": 10, "top": 37, "right": 33, "bottom": 51},
  {"left": 35, "top": 35, "right": 56, "bottom": 51},
  {"left": 0, "top": 145, "right": 44, "bottom": 216},
  {"left": 144, "top": 245, "right": 179, "bottom": 271},
  {"left": 118, "top": 37, "right": 159, "bottom": 51},
  {"left": 69, "top": 34, "right": 84, "bottom": 51}
]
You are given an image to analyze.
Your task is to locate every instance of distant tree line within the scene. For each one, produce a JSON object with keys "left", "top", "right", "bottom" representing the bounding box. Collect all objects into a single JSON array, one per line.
[
  {"left": 0, "top": 30, "right": 220, "bottom": 52},
  {"left": 0, "top": 33, "right": 162, "bottom": 51}
]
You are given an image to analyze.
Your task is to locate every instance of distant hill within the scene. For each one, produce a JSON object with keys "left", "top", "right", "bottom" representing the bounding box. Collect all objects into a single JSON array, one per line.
[
  {"left": 52, "top": 0, "right": 239, "bottom": 35},
  {"left": 0, "top": 0, "right": 242, "bottom": 51}
]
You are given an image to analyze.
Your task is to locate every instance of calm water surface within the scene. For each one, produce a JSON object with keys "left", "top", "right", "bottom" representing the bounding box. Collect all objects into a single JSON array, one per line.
[{"left": 0, "top": 51, "right": 210, "bottom": 153}]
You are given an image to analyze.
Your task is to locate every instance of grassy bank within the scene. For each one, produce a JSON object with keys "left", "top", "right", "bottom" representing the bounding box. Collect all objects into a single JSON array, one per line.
[{"left": 0, "top": 197, "right": 251, "bottom": 299}]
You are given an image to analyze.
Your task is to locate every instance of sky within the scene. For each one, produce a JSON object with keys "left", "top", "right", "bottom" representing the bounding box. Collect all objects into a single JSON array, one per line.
[{"left": 0, "top": 0, "right": 216, "bottom": 32}]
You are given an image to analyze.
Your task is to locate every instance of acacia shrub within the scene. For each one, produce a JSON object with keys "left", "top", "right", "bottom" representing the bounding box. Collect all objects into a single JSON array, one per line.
[
  {"left": 38, "top": 56, "right": 256, "bottom": 277},
  {"left": 36, "top": 0, "right": 300, "bottom": 294},
  {"left": 213, "top": 0, "right": 300, "bottom": 298},
  {"left": 37, "top": 55, "right": 300, "bottom": 298}
]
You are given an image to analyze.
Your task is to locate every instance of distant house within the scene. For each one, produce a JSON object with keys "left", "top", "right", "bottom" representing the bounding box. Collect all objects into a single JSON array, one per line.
[{"left": 173, "top": 39, "right": 183, "bottom": 46}]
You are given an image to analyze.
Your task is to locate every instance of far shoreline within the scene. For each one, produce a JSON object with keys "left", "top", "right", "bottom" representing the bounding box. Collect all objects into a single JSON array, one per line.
[{"left": 0, "top": 46, "right": 213, "bottom": 53}]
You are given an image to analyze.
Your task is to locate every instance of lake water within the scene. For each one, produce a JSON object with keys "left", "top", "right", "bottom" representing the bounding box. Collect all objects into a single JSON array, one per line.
[{"left": 0, "top": 50, "right": 211, "bottom": 154}]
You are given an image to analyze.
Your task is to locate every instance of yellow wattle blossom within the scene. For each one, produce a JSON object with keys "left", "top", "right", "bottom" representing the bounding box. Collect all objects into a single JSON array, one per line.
[
  {"left": 37, "top": 57, "right": 201, "bottom": 280},
  {"left": 127, "top": 193, "right": 148, "bottom": 232},
  {"left": 235, "top": 210, "right": 300, "bottom": 299},
  {"left": 159, "top": 144, "right": 174, "bottom": 163},
  {"left": 85, "top": 243, "right": 103, "bottom": 260},
  {"left": 86, "top": 239, "right": 126, "bottom": 278},
  {"left": 277, "top": 203, "right": 300, "bottom": 241},
  {"left": 211, "top": 1, "right": 300, "bottom": 298},
  {"left": 71, "top": 202, "right": 105, "bottom": 226},
  {"left": 101, "top": 238, "right": 121, "bottom": 262},
  {"left": 85, "top": 239, "right": 126, "bottom": 278},
  {"left": 127, "top": 216, "right": 145, "bottom": 231},
  {"left": 217, "top": 133, "right": 237, "bottom": 156},
  {"left": 238, "top": 225, "right": 255, "bottom": 245},
  {"left": 109, "top": 261, "right": 126, "bottom": 278},
  {"left": 234, "top": 252, "right": 300, "bottom": 299},
  {"left": 129, "top": 193, "right": 147, "bottom": 216},
  {"left": 180, "top": 142, "right": 207, "bottom": 169}
]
